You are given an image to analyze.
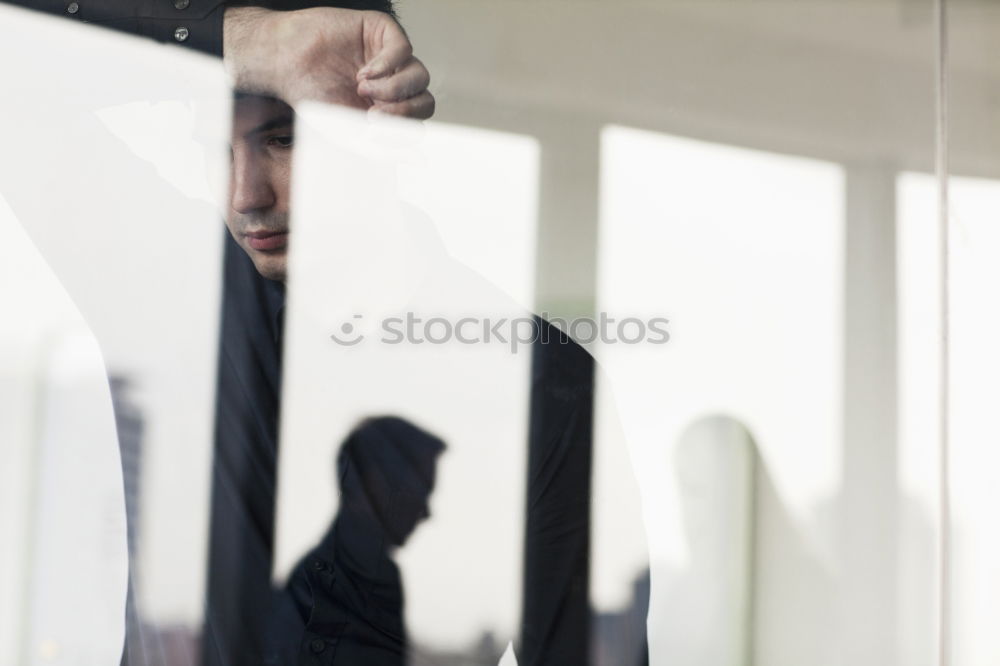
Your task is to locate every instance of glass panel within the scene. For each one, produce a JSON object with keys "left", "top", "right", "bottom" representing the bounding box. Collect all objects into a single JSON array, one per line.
[
  {"left": 278, "top": 108, "right": 539, "bottom": 657},
  {"left": 597, "top": 126, "right": 843, "bottom": 664},
  {"left": 0, "top": 6, "right": 228, "bottom": 663},
  {"left": 943, "top": 3, "right": 1000, "bottom": 662},
  {"left": 0, "top": 1, "right": 954, "bottom": 665}
]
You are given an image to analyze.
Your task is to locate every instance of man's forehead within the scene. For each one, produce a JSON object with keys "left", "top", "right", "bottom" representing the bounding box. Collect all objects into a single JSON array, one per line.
[{"left": 232, "top": 94, "right": 295, "bottom": 135}]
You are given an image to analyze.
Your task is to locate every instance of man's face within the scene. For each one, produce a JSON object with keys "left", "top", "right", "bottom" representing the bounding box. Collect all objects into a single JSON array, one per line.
[{"left": 227, "top": 95, "right": 296, "bottom": 282}]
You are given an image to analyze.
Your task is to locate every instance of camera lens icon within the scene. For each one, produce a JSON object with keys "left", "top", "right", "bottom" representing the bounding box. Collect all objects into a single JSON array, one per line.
[{"left": 330, "top": 315, "right": 365, "bottom": 346}]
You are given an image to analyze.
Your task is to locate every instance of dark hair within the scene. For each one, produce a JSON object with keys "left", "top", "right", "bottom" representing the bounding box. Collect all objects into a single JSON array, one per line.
[{"left": 336, "top": 416, "right": 445, "bottom": 491}]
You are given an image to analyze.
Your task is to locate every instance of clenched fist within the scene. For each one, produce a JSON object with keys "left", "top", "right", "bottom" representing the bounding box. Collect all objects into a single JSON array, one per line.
[{"left": 224, "top": 6, "right": 434, "bottom": 118}]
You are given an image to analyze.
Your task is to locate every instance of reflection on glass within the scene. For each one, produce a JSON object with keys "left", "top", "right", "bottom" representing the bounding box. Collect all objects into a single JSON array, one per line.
[
  {"left": 12, "top": 0, "right": 1000, "bottom": 664},
  {"left": 267, "top": 417, "right": 444, "bottom": 663}
]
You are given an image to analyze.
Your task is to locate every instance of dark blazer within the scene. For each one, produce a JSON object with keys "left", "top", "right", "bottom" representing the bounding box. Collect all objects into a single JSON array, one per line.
[{"left": 0, "top": 0, "right": 393, "bottom": 56}]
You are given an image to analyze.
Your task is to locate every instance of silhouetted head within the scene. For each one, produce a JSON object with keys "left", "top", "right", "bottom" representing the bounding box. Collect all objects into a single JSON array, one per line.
[{"left": 336, "top": 416, "right": 445, "bottom": 547}]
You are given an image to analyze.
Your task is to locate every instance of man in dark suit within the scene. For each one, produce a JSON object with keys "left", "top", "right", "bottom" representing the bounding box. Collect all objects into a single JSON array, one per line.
[{"left": 0, "top": 2, "right": 649, "bottom": 662}]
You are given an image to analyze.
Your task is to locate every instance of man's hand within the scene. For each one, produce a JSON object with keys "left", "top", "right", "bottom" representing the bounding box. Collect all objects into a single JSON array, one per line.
[{"left": 224, "top": 7, "right": 434, "bottom": 119}]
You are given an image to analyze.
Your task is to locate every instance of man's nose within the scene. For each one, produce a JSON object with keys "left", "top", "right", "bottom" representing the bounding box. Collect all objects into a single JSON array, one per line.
[{"left": 230, "top": 156, "right": 276, "bottom": 214}]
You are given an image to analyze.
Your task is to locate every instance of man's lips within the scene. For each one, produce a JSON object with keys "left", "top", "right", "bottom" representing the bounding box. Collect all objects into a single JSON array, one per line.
[{"left": 245, "top": 230, "right": 289, "bottom": 251}]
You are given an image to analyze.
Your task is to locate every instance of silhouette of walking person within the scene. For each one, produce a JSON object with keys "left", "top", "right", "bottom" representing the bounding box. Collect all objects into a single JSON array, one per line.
[{"left": 264, "top": 417, "right": 445, "bottom": 665}]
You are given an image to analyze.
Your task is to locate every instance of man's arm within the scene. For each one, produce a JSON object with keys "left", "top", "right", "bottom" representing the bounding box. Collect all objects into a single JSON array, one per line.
[
  {"left": 2, "top": 0, "right": 434, "bottom": 118},
  {"left": 225, "top": 6, "right": 434, "bottom": 116}
]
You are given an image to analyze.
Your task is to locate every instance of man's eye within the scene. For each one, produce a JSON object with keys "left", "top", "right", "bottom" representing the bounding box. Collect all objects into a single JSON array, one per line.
[{"left": 266, "top": 135, "right": 294, "bottom": 148}]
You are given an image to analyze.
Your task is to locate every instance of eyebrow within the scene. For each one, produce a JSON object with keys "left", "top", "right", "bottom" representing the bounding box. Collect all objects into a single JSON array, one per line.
[{"left": 246, "top": 115, "right": 295, "bottom": 136}]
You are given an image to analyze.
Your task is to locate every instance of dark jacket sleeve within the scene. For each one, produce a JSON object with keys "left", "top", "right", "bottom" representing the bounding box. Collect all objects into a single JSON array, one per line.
[
  {"left": 1, "top": 0, "right": 394, "bottom": 57},
  {"left": 2, "top": 0, "right": 227, "bottom": 55}
]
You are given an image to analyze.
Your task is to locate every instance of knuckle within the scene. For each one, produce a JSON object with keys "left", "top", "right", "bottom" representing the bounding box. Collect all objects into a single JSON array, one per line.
[
  {"left": 416, "top": 64, "right": 431, "bottom": 89},
  {"left": 421, "top": 95, "right": 436, "bottom": 119},
  {"left": 389, "top": 77, "right": 410, "bottom": 100}
]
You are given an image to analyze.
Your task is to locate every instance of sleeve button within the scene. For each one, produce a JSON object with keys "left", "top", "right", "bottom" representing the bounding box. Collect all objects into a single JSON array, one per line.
[
  {"left": 174, "top": 0, "right": 190, "bottom": 9},
  {"left": 173, "top": 26, "right": 189, "bottom": 42},
  {"left": 66, "top": 2, "right": 79, "bottom": 14}
]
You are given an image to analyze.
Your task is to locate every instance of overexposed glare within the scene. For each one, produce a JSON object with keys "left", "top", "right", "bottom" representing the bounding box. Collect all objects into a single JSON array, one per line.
[
  {"left": 0, "top": 192, "right": 128, "bottom": 666},
  {"left": 0, "top": 4, "right": 228, "bottom": 647},
  {"left": 949, "top": 175, "right": 1000, "bottom": 666},
  {"left": 596, "top": 125, "right": 844, "bottom": 662},
  {"left": 26, "top": 332, "right": 128, "bottom": 666},
  {"left": 895, "top": 172, "right": 943, "bottom": 666},
  {"left": 397, "top": 123, "right": 540, "bottom": 309},
  {"left": 896, "top": 173, "right": 941, "bottom": 515},
  {"left": 498, "top": 641, "right": 519, "bottom": 666},
  {"left": 597, "top": 124, "right": 844, "bottom": 545},
  {"left": 97, "top": 100, "right": 230, "bottom": 208},
  {"left": 898, "top": 173, "right": 1000, "bottom": 665}
]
